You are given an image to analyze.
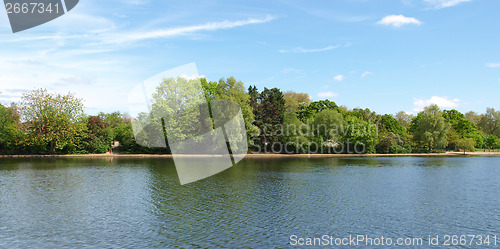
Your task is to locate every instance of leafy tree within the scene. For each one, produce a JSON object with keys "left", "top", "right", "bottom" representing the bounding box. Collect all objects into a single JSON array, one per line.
[
  {"left": 0, "top": 104, "right": 22, "bottom": 154},
  {"left": 395, "top": 111, "right": 414, "bottom": 129},
  {"left": 443, "top": 109, "right": 482, "bottom": 148},
  {"left": 298, "top": 99, "right": 341, "bottom": 122},
  {"left": 312, "top": 109, "right": 344, "bottom": 140},
  {"left": 377, "top": 132, "right": 410, "bottom": 154},
  {"left": 310, "top": 109, "right": 345, "bottom": 153},
  {"left": 380, "top": 114, "right": 406, "bottom": 137},
  {"left": 88, "top": 116, "right": 110, "bottom": 138},
  {"left": 256, "top": 87, "right": 286, "bottom": 150},
  {"left": 283, "top": 91, "right": 311, "bottom": 112},
  {"left": 349, "top": 108, "right": 380, "bottom": 124},
  {"left": 483, "top": 134, "right": 500, "bottom": 149},
  {"left": 410, "top": 105, "right": 450, "bottom": 152},
  {"left": 465, "top": 111, "right": 480, "bottom": 126},
  {"left": 457, "top": 137, "right": 476, "bottom": 153},
  {"left": 200, "top": 78, "right": 218, "bottom": 102},
  {"left": 342, "top": 115, "right": 378, "bottom": 154},
  {"left": 114, "top": 123, "right": 142, "bottom": 153},
  {"left": 280, "top": 112, "right": 311, "bottom": 153},
  {"left": 99, "top": 111, "right": 125, "bottom": 127},
  {"left": 78, "top": 115, "right": 112, "bottom": 154},
  {"left": 477, "top": 108, "right": 500, "bottom": 137},
  {"left": 446, "top": 128, "right": 462, "bottom": 151},
  {"left": 20, "top": 89, "right": 84, "bottom": 154},
  {"left": 134, "top": 77, "right": 209, "bottom": 151},
  {"left": 216, "top": 77, "right": 256, "bottom": 130},
  {"left": 215, "top": 77, "right": 258, "bottom": 147}
]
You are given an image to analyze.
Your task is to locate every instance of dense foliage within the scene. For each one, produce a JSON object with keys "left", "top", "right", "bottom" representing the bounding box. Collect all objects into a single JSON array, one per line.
[{"left": 1, "top": 80, "right": 499, "bottom": 155}]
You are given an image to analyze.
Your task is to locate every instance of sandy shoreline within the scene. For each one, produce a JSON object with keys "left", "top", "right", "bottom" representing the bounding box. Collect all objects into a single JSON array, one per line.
[{"left": 0, "top": 151, "right": 499, "bottom": 158}]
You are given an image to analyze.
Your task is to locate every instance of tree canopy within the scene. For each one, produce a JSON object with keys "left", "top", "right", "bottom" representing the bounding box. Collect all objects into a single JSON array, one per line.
[{"left": 1, "top": 82, "right": 499, "bottom": 155}]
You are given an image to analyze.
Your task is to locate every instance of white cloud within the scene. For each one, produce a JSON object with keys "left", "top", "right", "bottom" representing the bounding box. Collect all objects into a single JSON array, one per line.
[
  {"left": 334, "top": 74, "right": 344, "bottom": 81},
  {"left": 317, "top": 91, "right": 339, "bottom": 98},
  {"left": 1, "top": 15, "right": 276, "bottom": 48},
  {"left": 279, "top": 45, "right": 339, "bottom": 53},
  {"left": 486, "top": 63, "right": 500, "bottom": 68},
  {"left": 413, "top": 96, "right": 460, "bottom": 111},
  {"left": 424, "top": 0, "right": 472, "bottom": 9},
  {"left": 377, "top": 15, "right": 422, "bottom": 28},
  {"left": 109, "top": 15, "right": 276, "bottom": 44},
  {"left": 361, "top": 71, "right": 372, "bottom": 77}
]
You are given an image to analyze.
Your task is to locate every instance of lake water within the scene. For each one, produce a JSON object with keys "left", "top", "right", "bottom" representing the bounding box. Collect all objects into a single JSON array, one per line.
[{"left": 0, "top": 156, "right": 499, "bottom": 248}]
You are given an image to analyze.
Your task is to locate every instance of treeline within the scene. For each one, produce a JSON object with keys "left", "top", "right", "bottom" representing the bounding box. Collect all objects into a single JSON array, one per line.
[{"left": 0, "top": 78, "right": 499, "bottom": 154}]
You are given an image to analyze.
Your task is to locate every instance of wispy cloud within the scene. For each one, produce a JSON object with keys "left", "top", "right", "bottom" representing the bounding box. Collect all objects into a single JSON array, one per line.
[
  {"left": 317, "top": 91, "right": 339, "bottom": 98},
  {"left": 0, "top": 88, "right": 29, "bottom": 105},
  {"left": 486, "top": 63, "right": 500, "bottom": 68},
  {"left": 279, "top": 45, "right": 339, "bottom": 53},
  {"left": 108, "top": 15, "right": 276, "bottom": 44},
  {"left": 334, "top": 74, "right": 344, "bottom": 81},
  {"left": 53, "top": 77, "right": 94, "bottom": 87},
  {"left": 413, "top": 96, "right": 459, "bottom": 111},
  {"left": 5, "top": 15, "right": 277, "bottom": 46},
  {"left": 377, "top": 15, "right": 422, "bottom": 28},
  {"left": 361, "top": 71, "right": 373, "bottom": 77},
  {"left": 424, "top": 0, "right": 472, "bottom": 9},
  {"left": 280, "top": 68, "right": 303, "bottom": 74}
]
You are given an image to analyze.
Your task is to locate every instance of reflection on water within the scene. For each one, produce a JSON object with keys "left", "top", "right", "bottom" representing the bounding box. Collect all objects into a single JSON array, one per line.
[{"left": 0, "top": 157, "right": 499, "bottom": 248}]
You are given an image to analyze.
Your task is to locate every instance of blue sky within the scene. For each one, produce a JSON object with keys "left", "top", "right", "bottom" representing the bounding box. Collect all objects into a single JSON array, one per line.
[{"left": 0, "top": 0, "right": 498, "bottom": 115}]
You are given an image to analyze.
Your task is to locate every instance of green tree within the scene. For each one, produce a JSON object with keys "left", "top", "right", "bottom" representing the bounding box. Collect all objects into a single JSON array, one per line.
[
  {"left": 298, "top": 99, "right": 341, "bottom": 122},
  {"left": 247, "top": 85, "right": 260, "bottom": 118},
  {"left": 78, "top": 115, "right": 112, "bottom": 154},
  {"left": 311, "top": 109, "right": 345, "bottom": 153},
  {"left": 377, "top": 132, "right": 409, "bottom": 154},
  {"left": 483, "top": 134, "right": 500, "bottom": 149},
  {"left": 465, "top": 111, "right": 480, "bottom": 126},
  {"left": 255, "top": 87, "right": 286, "bottom": 151},
  {"left": 0, "top": 104, "right": 22, "bottom": 154},
  {"left": 342, "top": 115, "right": 378, "bottom": 154},
  {"left": 99, "top": 111, "right": 125, "bottom": 127},
  {"left": 443, "top": 109, "right": 482, "bottom": 149},
  {"left": 477, "top": 108, "right": 500, "bottom": 137},
  {"left": 283, "top": 91, "right": 311, "bottom": 112},
  {"left": 380, "top": 114, "right": 406, "bottom": 137},
  {"left": 216, "top": 77, "right": 256, "bottom": 130},
  {"left": 395, "top": 111, "right": 414, "bottom": 129},
  {"left": 349, "top": 108, "right": 381, "bottom": 124},
  {"left": 312, "top": 109, "right": 344, "bottom": 140},
  {"left": 20, "top": 89, "right": 85, "bottom": 154},
  {"left": 410, "top": 105, "right": 450, "bottom": 152},
  {"left": 457, "top": 137, "right": 476, "bottom": 154},
  {"left": 200, "top": 78, "right": 219, "bottom": 102},
  {"left": 280, "top": 112, "right": 311, "bottom": 153}
]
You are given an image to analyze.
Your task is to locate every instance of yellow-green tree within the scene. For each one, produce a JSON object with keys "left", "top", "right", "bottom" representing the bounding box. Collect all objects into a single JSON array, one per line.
[{"left": 20, "top": 89, "right": 84, "bottom": 154}]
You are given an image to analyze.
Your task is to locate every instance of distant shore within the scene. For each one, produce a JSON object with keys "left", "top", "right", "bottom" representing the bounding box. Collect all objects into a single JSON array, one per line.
[{"left": 1, "top": 151, "right": 499, "bottom": 158}]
